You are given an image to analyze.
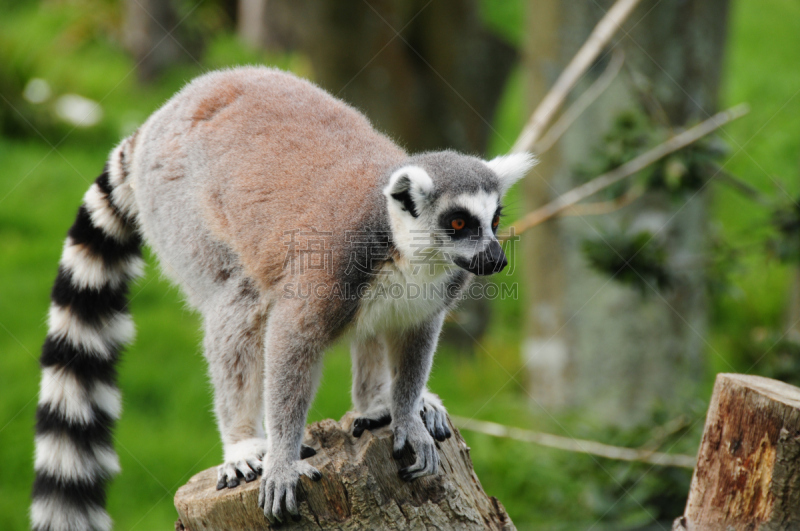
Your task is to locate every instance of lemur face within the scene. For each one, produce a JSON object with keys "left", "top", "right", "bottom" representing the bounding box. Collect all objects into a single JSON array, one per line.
[
  {"left": 435, "top": 190, "right": 505, "bottom": 275},
  {"left": 384, "top": 152, "right": 536, "bottom": 276}
]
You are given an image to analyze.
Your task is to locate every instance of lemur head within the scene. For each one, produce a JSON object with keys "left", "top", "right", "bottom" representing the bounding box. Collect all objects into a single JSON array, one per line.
[{"left": 383, "top": 151, "right": 537, "bottom": 276}]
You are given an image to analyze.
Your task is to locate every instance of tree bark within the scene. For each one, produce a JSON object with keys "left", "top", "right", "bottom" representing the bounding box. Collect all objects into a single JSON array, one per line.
[
  {"left": 174, "top": 412, "right": 514, "bottom": 530},
  {"left": 522, "top": 0, "right": 729, "bottom": 424},
  {"left": 122, "top": 0, "right": 200, "bottom": 81},
  {"left": 241, "top": 0, "right": 516, "bottom": 155},
  {"left": 520, "top": 0, "right": 571, "bottom": 410},
  {"left": 675, "top": 373, "right": 800, "bottom": 530}
]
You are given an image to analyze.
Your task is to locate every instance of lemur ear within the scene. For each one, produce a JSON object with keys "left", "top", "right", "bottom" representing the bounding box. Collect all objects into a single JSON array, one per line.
[
  {"left": 383, "top": 165, "right": 434, "bottom": 218},
  {"left": 484, "top": 153, "right": 538, "bottom": 195}
]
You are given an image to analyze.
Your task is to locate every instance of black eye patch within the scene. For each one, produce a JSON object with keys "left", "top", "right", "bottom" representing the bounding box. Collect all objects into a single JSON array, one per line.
[
  {"left": 492, "top": 206, "right": 503, "bottom": 231},
  {"left": 438, "top": 209, "right": 480, "bottom": 240}
]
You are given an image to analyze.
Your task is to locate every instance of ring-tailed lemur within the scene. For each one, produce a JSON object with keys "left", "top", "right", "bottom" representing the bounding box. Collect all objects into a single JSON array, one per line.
[{"left": 32, "top": 66, "right": 535, "bottom": 529}]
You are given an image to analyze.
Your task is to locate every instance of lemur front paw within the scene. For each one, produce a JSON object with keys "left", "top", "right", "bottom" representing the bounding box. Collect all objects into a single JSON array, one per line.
[
  {"left": 257, "top": 458, "right": 321, "bottom": 524},
  {"left": 392, "top": 416, "right": 439, "bottom": 481},
  {"left": 420, "top": 391, "right": 451, "bottom": 442},
  {"left": 217, "top": 438, "right": 268, "bottom": 489}
]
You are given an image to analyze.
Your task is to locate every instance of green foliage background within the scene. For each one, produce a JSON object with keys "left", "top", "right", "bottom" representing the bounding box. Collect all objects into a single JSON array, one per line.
[{"left": 1, "top": 1, "right": 799, "bottom": 529}]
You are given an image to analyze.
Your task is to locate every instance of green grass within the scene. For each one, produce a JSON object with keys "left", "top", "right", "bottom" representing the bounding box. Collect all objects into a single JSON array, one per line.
[
  {"left": 1, "top": 0, "right": 799, "bottom": 529},
  {"left": 710, "top": 0, "right": 800, "bottom": 375}
]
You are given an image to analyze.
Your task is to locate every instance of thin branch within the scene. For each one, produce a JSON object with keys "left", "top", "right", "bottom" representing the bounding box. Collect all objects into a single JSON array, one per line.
[
  {"left": 503, "top": 103, "right": 750, "bottom": 240},
  {"left": 511, "top": 0, "right": 642, "bottom": 153},
  {"left": 637, "top": 415, "right": 690, "bottom": 453},
  {"left": 534, "top": 49, "right": 626, "bottom": 155},
  {"left": 561, "top": 185, "right": 644, "bottom": 217},
  {"left": 451, "top": 416, "right": 696, "bottom": 469}
]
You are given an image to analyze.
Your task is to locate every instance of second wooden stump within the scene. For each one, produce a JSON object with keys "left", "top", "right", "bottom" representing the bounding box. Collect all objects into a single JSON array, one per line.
[{"left": 675, "top": 373, "right": 800, "bottom": 530}]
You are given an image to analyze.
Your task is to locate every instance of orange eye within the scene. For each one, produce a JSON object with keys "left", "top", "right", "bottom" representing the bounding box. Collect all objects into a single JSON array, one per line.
[
  {"left": 451, "top": 218, "right": 465, "bottom": 230},
  {"left": 492, "top": 215, "right": 500, "bottom": 229}
]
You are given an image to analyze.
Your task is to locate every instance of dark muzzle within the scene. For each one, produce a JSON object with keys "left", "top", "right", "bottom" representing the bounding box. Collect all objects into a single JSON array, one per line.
[{"left": 454, "top": 239, "right": 508, "bottom": 276}]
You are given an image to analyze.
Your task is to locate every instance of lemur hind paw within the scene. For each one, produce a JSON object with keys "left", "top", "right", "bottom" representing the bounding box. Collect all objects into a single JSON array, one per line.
[
  {"left": 352, "top": 412, "right": 392, "bottom": 437},
  {"left": 216, "top": 438, "right": 268, "bottom": 490},
  {"left": 420, "top": 392, "right": 451, "bottom": 442},
  {"left": 353, "top": 392, "right": 451, "bottom": 441}
]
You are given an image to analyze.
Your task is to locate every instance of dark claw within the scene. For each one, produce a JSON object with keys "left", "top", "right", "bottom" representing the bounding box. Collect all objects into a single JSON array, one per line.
[
  {"left": 393, "top": 441, "right": 410, "bottom": 461},
  {"left": 444, "top": 425, "right": 452, "bottom": 439},
  {"left": 352, "top": 418, "right": 367, "bottom": 438},
  {"left": 352, "top": 419, "right": 366, "bottom": 438},
  {"left": 300, "top": 444, "right": 317, "bottom": 459},
  {"left": 433, "top": 428, "right": 446, "bottom": 442},
  {"left": 226, "top": 477, "right": 239, "bottom": 489},
  {"left": 311, "top": 470, "right": 322, "bottom": 482},
  {"left": 244, "top": 470, "right": 257, "bottom": 482},
  {"left": 399, "top": 467, "right": 414, "bottom": 482},
  {"left": 216, "top": 477, "right": 227, "bottom": 490},
  {"left": 353, "top": 414, "right": 392, "bottom": 437}
]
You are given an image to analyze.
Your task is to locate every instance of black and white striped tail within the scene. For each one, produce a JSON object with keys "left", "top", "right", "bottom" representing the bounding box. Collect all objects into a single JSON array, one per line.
[{"left": 32, "top": 139, "right": 142, "bottom": 531}]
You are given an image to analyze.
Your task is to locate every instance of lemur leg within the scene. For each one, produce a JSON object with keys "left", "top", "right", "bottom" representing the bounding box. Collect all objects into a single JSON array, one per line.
[
  {"left": 351, "top": 335, "right": 451, "bottom": 441},
  {"left": 386, "top": 311, "right": 446, "bottom": 481},
  {"left": 202, "top": 291, "right": 269, "bottom": 490},
  {"left": 351, "top": 335, "right": 392, "bottom": 437},
  {"left": 258, "top": 301, "right": 324, "bottom": 524}
]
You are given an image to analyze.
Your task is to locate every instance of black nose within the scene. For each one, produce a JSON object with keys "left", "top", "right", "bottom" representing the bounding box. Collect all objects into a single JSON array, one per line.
[
  {"left": 485, "top": 239, "right": 508, "bottom": 274},
  {"left": 494, "top": 253, "right": 508, "bottom": 273},
  {"left": 453, "top": 240, "right": 508, "bottom": 276}
]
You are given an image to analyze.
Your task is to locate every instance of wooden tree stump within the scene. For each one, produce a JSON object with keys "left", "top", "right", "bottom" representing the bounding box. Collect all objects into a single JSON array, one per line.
[
  {"left": 674, "top": 373, "right": 800, "bottom": 531},
  {"left": 174, "top": 412, "right": 514, "bottom": 530}
]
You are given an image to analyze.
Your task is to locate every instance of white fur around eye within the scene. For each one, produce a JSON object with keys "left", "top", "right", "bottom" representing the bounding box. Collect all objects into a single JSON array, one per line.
[
  {"left": 484, "top": 153, "right": 538, "bottom": 194},
  {"left": 442, "top": 191, "right": 499, "bottom": 230}
]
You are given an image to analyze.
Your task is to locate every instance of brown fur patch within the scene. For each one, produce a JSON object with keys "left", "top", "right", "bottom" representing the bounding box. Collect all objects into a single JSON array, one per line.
[
  {"left": 192, "top": 83, "right": 244, "bottom": 124},
  {"left": 193, "top": 69, "right": 407, "bottom": 296}
]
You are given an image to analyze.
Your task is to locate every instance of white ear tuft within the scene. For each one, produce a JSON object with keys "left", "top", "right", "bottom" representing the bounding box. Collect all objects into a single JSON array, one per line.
[
  {"left": 484, "top": 153, "right": 538, "bottom": 194},
  {"left": 383, "top": 165, "right": 434, "bottom": 217}
]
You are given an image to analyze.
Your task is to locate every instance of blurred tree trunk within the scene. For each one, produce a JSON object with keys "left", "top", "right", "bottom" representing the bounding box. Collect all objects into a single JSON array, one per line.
[
  {"left": 238, "top": 0, "right": 288, "bottom": 50},
  {"left": 522, "top": 0, "right": 729, "bottom": 424},
  {"left": 519, "top": 1, "right": 570, "bottom": 408},
  {"left": 122, "top": 0, "right": 198, "bottom": 81},
  {"left": 238, "top": 0, "right": 516, "bottom": 155},
  {"left": 240, "top": 0, "right": 517, "bottom": 347}
]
